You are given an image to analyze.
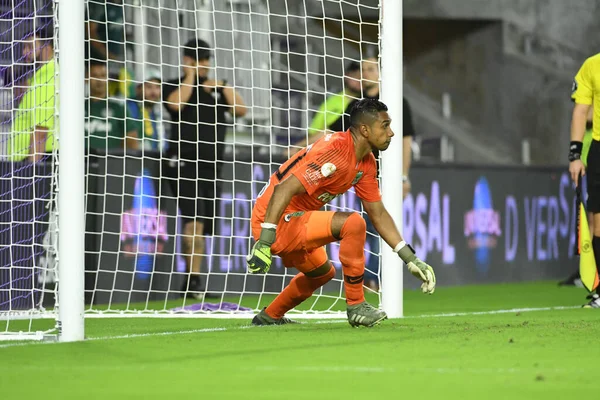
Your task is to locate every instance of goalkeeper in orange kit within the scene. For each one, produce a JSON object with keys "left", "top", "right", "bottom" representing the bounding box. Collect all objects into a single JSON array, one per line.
[{"left": 246, "top": 99, "right": 436, "bottom": 327}]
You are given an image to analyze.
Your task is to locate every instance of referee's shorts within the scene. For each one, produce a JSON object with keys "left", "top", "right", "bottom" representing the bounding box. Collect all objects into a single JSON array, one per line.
[{"left": 586, "top": 139, "right": 600, "bottom": 213}]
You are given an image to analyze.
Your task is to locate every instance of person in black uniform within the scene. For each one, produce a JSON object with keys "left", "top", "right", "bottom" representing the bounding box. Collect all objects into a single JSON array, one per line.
[{"left": 163, "top": 38, "right": 247, "bottom": 298}]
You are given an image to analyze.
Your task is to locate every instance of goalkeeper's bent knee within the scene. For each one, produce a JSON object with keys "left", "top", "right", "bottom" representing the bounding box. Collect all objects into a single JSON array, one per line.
[{"left": 339, "top": 212, "right": 366, "bottom": 239}]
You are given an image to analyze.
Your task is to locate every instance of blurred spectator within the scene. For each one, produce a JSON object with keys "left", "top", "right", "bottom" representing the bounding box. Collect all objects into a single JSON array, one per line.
[
  {"left": 86, "top": 0, "right": 133, "bottom": 98},
  {"left": 85, "top": 59, "right": 136, "bottom": 151},
  {"left": 6, "top": 30, "right": 56, "bottom": 162},
  {"left": 86, "top": 0, "right": 125, "bottom": 63},
  {"left": 162, "top": 38, "right": 247, "bottom": 298},
  {"left": 361, "top": 57, "right": 380, "bottom": 98},
  {"left": 292, "top": 61, "right": 362, "bottom": 151},
  {"left": 125, "top": 68, "right": 166, "bottom": 152},
  {"left": 361, "top": 56, "right": 415, "bottom": 196},
  {"left": 360, "top": 56, "right": 416, "bottom": 291}
]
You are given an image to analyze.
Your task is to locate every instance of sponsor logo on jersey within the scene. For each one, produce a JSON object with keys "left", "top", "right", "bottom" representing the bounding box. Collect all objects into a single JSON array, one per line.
[
  {"left": 572, "top": 79, "right": 578, "bottom": 94},
  {"left": 351, "top": 171, "right": 364, "bottom": 185},
  {"left": 303, "top": 168, "right": 322, "bottom": 186},
  {"left": 321, "top": 162, "right": 336, "bottom": 177},
  {"left": 317, "top": 191, "right": 340, "bottom": 203},
  {"left": 284, "top": 211, "right": 305, "bottom": 222},
  {"left": 85, "top": 119, "right": 112, "bottom": 134},
  {"left": 99, "top": 108, "right": 114, "bottom": 118}
]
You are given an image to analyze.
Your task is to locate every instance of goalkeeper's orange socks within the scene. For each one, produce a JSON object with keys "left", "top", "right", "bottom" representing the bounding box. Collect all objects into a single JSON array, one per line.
[
  {"left": 265, "top": 267, "right": 335, "bottom": 319},
  {"left": 338, "top": 212, "right": 366, "bottom": 306}
]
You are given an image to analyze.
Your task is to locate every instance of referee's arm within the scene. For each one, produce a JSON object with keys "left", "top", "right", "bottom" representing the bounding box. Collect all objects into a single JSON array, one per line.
[
  {"left": 571, "top": 103, "right": 591, "bottom": 143},
  {"left": 569, "top": 57, "right": 595, "bottom": 186},
  {"left": 570, "top": 103, "right": 591, "bottom": 185}
]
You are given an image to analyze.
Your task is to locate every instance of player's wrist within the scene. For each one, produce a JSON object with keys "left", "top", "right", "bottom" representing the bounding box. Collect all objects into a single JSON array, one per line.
[
  {"left": 569, "top": 141, "right": 583, "bottom": 162},
  {"left": 393, "top": 241, "right": 417, "bottom": 264},
  {"left": 259, "top": 223, "right": 277, "bottom": 246}
]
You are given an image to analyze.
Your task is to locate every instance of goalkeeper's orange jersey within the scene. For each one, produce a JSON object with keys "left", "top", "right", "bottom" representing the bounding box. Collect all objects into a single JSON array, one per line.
[{"left": 253, "top": 130, "right": 382, "bottom": 223}]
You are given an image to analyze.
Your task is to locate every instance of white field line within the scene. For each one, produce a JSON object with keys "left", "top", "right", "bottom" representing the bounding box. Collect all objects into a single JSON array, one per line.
[
  {"left": 405, "top": 305, "right": 581, "bottom": 318},
  {"left": 246, "top": 365, "right": 584, "bottom": 374},
  {"left": 0, "top": 305, "right": 582, "bottom": 349}
]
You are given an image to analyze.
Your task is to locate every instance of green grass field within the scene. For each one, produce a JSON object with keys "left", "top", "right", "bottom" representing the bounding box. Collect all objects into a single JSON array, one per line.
[{"left": 1, "top": 281, "right": 599, "bottom": 399}]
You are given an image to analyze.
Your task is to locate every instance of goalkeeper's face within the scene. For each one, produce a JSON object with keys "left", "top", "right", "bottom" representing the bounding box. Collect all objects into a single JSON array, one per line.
[{"left": 367, "top": 111, "right": 394, "bottom": 151}]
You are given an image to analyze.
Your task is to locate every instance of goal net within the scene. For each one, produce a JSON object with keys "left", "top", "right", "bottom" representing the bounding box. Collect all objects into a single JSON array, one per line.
[
  {"left": 0, "top": 0, "right": 58, "bottom": 340},
  {"left": 83, "top": 0, "right": 383, "bottom": 319},
  {"left": 2, "top": 0, "right": 388, "bottom": 337}
]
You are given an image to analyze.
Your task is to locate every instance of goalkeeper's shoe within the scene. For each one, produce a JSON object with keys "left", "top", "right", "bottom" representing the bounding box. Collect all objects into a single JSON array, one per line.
[
  {"left": 252, "top": 308, "right": 299, "bottom": 326},
  {"left": 346, "top": 302, "right": 388, "bottom": 327},
  {"left": 583, "top": 294, "right": 600, "bottom": 308}
]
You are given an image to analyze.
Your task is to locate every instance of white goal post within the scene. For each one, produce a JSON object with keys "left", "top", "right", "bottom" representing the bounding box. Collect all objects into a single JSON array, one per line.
[
  {"left": 0, "top": 0, "right": 85, "bottom": 342},
  {"left": 57, "top": 0, "right": 85, "bottom": 342},
  {"left": 380, "top": 0, "right": 403, "bottom": 318},
  {"left": 0, "top": 0, "right": 402, "bottom": 341}
]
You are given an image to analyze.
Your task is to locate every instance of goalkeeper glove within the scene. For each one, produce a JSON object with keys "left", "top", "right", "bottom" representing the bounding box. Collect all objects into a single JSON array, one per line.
[
  {"left": 395, "top": 241, "right": 436, "bottom": 294},
  {"left": 246, "top": 223, "right": 277, "bottom": 274}
]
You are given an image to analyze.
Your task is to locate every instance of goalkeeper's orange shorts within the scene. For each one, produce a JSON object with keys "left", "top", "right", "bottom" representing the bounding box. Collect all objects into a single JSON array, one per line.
[{"left": 251, "top": 210, "right": 335, "bottom": 274}]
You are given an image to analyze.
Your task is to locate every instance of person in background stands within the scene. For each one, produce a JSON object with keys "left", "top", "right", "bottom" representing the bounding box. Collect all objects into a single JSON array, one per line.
[
  {"left": 86, "top": 0, "right": 134, "bottom": 98},
  {"left": 85, "top": 59, "right": 136, "bottom": 151},
  {"left": 7, "top": 29, "right": 56, "bottom": 162},
  {"left": 291, "top": 61, "right": 362, "bottom": 152},
  {"left": 162, "top": 38, "right": 247, "bottom": 299},
  {"left": 360, "top": 56, "right": 416, "bottom": 290},
  {"left": 125, "top": 68, "right": 167, "bottom": 153}
]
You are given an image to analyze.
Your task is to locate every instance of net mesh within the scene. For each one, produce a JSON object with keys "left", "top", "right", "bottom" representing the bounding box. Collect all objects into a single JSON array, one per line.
[
  {"left": 83, "top": 0, "right": 382, "bottom": 317},
  {"left": 0, "top": 0, "right": 58, "bottom": 339},
  {"left": 2, "top": 0, "right": 384, "bottom": 330}
]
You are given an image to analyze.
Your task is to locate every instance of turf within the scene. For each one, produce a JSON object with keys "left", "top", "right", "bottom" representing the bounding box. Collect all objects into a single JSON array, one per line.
[{"left": 1, "top": 281, "right": 598, "bottom": 399}]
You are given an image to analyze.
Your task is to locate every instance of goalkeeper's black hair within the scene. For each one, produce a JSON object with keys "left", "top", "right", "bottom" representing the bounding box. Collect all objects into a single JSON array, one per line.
[{"left": 349, "top": 98, "right": 388, "bottom": 129}]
